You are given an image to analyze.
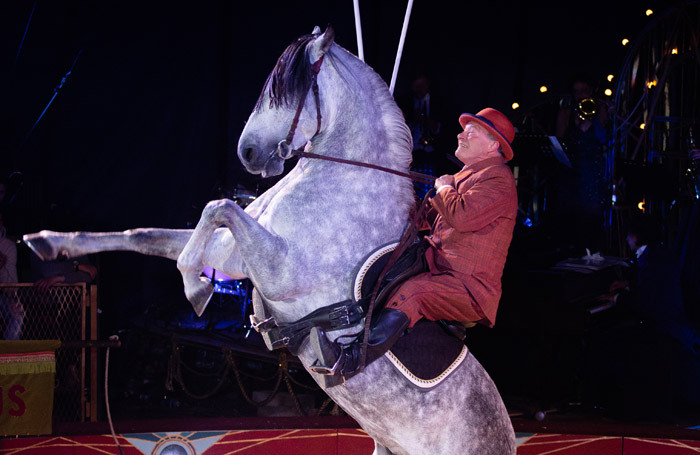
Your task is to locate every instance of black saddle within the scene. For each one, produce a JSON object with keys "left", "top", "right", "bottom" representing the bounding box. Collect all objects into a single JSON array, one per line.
[{"left": 352, "top": 238, "right": 429, "bottom": 318}]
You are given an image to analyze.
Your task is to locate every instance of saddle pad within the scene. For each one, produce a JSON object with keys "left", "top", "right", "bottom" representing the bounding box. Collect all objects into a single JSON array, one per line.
[{"left": 386, "top": 320, "right": 468, "bottom": 390}]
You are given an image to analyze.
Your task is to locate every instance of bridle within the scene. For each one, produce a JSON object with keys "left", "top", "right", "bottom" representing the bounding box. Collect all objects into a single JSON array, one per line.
[
  {"left": 264, "top": 52, "right": 438, "bottom": 373},
  {"left": 274, "top": 55, "right": 436, "bottom": 186}
]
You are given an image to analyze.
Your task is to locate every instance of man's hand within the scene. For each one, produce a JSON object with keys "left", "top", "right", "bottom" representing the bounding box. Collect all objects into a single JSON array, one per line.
[
  {"left": 434, "top": 174, "right": 455, "bottom": 191},
  {"left": 609, "top": 280, "right": 629, "bottom": 293},
  {"left": 35, "top": 275, "right": 65, "bottom": 293}
]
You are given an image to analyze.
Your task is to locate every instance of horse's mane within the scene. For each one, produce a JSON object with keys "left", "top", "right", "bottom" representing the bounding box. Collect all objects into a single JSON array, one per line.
[
  {"left": 255, "top": 33, "right": 412, "bottom": 174},
  {"left": 324, "top": 45, "right": 412, "bottom": 173},
  {"left": 255, "top": 33, "right": 317, "bottom": 111}
]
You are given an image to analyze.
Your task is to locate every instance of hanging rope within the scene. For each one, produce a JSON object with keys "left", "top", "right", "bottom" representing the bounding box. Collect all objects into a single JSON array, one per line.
[
  {"left": 389, "top": 0, "right": 414, "bottom": 95},
  {"left": 21, "top": 49, "right": 83, "bottom": 146},
  {"left": 13, "top": 0, "right": 38, "bottom": 69},
  {"left": 164, "top": 339, "right": 335, "bottom": 414},
  {"left": 166, "top": 343, "right": 232, "bottom": 400},
  {"left": 353, "top": 0, "right": 365, "bottom": 61}
]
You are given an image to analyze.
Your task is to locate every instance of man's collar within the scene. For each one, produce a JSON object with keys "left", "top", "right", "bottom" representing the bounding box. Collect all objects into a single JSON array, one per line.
[
  {"left": 635, "top": 244, "right": 647, "bottom": 259},
  {"left": 461, "top": 156, "right": 506, "bottom": 173}
]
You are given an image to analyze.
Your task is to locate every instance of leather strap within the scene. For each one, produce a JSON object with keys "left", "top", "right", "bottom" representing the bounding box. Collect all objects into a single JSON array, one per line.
[{"left": 251, "top": 299, "right": 364, "bottom": 355}]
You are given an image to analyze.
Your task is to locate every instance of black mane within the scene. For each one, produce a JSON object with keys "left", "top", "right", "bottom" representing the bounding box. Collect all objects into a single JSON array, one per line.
[{"left": 255, "top": 33, "right": 317, "bottom": 111}]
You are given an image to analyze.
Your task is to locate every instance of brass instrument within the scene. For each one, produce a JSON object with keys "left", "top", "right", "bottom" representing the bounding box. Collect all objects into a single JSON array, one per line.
[{"left": 574, "top": 98, "right": 598, "bottom": 121}]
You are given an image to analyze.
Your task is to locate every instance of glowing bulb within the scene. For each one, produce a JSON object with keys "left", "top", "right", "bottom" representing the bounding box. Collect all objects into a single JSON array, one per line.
[
  {"left": 604, "top": 88, "right": 613, "bottom": 96},
  {"left": 622, "top": 38, "right": 630, "bottom": 46},
  {"left": 638, "top": 201, "right": 645, "bottom": 211},
  {"left": 646, "top": 9, "right": 653, "bottom": 16},
  {"left": 672, "top": 48, "right": 678, "bottom": 54},
  {"left": 512, "top": 102, "right": 520, "bottom": 110},
  {"left": 607, "top": 74, "right": 614, "bottom": 82},
  {"left": 640, "top": 123, "right": 646, "bottom": 129},
  {"left": 539, "top": 86, "right": 548, "bottom": 93},
  {"left": 647, "top": 80, "right": 657, "bottom": 88}
]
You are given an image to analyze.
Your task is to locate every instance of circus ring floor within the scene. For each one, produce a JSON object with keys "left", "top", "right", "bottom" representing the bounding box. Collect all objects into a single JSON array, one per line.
[{"left": 2, "top": 416, "right": 700, "bottom": 454}]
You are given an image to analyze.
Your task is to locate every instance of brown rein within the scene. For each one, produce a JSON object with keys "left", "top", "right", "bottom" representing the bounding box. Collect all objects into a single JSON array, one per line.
[
  {"left": 277, "top": 54, "right": 436, "bottom": 187},
  {"left": 291, "top": 149, "right": 437, "bottom": 185},
  {"left": 277, "top": 51, "right": 439, "bottom": 374}
]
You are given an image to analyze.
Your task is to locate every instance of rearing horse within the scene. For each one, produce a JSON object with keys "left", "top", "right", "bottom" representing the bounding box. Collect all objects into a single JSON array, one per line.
[{"left": 24, "top": 27, "right": 515, "bottom": 454}]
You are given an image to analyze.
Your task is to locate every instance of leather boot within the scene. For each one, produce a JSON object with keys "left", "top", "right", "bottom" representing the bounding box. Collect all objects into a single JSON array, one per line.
[{"left": 309, "top": 308, "right": 410, "bottom": 377}]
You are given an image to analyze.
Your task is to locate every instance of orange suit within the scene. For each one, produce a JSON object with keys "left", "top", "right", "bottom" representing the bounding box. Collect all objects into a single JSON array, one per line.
[{"left": 388, "top": 156, "right": 517, "bottom": 327}]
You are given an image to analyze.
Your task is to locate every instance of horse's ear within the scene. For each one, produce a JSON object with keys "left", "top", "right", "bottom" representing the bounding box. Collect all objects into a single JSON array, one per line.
[{"left": 308, "top": 25, "right": 335, "bottom": 62}]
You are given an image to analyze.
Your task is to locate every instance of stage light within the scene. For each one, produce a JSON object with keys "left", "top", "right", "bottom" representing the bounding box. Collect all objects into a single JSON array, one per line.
[
  {"left": 640, "top": 123, "right": 646, "bottom": 129},
  {"left": 512, "top": 102, "right": 520, "bottom": 110},
  {"left": 607, "top": 74, "right": 614, "bottom": 82},
  {"left": 646, "top": 9, "right": 653, "bottom": 16},
  {"left": 604, "top": 89, "right": 613, "bottom": 96},
  {"left": 539, "top": 86, "right": 548, "bottom": 93},
  {"left": 647, "top": 80, "right": 657, "bottom": 88},
  {"left": 672, "top": 48, "right": 678, "bottom": 54},
  {"left": 637, "top": 201, "right": 645, "bottom": 211},
  {"left": 622, "top": 38, "right": 630, "bottom": 46}
]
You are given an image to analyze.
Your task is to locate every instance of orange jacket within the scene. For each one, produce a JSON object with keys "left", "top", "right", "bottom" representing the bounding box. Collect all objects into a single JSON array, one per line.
[{"left": 426, "top": 157, "right": 517, "bottom": 326}]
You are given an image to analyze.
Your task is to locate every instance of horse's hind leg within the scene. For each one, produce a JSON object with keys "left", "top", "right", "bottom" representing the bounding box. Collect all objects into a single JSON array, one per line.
[
  {"left": 373, "top": 442, "right": 395, "bottom": 455},
  {"left": 24, "top": 229, "right": 194, "bottom": 261}
]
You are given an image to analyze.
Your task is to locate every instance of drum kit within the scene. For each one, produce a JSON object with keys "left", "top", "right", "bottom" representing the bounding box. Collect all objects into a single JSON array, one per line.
[
  {"left": 182, "top": 266, "right": 252, "bottom": 334},
  {"left": 178, "top": 184, "right": 258, "bottom": 333}
]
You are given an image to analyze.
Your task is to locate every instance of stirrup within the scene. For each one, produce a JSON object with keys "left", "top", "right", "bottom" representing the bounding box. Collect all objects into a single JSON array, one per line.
[
  {"left": 309, "top": 356, "right": 343, "bottom": 376},
  {"left": 309, "top": 327, "right": 344, "bottom": 376}
]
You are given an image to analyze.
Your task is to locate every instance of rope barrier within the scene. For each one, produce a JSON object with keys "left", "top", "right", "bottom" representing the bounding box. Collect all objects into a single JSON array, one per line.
[{"left": 164, "top": 339, "right": 336, "bottom": 415}]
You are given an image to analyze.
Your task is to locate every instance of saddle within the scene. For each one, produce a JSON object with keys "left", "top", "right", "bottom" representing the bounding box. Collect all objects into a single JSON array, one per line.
[
  {"left": 387, "top": 319, "right": 468, "bottom": 389},
  {"left": 352, "top": 238, "right": 430, "bottom": 316},
  {"left": 353, "top": 241, "right": 469, "bottom": 386},
  {"left": 250, "top": 239, "right": 429, "bottom": 355},
  {"left": 353, "top": 240, "right": 470, "bottom": 339},
  {"left": 251, "top": 239, "right": 467, "bottom": 356}
]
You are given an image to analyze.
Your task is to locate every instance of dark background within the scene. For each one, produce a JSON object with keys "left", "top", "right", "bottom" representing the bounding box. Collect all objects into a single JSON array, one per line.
[{"left": 0, "top": 0, "right": 665, "bottom": 330}]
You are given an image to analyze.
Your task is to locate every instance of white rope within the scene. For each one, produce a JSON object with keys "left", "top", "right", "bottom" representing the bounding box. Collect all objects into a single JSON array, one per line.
[
  {"left": 105, "top": 335, "right": 123, "bottom": 455},
  {"left": 353, "top": 0, "right": 365, "bottom": 61},
  {"left": 389, "top": 0, "right": 414, "bottom": 95}
]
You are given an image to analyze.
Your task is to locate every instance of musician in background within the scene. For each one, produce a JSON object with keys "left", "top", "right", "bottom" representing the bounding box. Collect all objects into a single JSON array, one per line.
[
  {"left": 552, "top": 73, "right": 611, "bottom": 253},
  {"left": 588, "top": 216, "right": 700, "bottom": 418},
  {"left": 399, "top": 75, "right": 445, "bottom": 197},
  {"left": 0, "top": 209, "right": 23, "bottom": 340}
]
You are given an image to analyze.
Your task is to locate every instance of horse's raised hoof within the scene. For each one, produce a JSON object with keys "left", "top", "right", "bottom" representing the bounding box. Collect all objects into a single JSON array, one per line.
[
  {"left": 186, "top": 277, "right": 214, "bottom": 317},
  {"left": 23, "top": 231, "right": 58, "bottom": 261}
]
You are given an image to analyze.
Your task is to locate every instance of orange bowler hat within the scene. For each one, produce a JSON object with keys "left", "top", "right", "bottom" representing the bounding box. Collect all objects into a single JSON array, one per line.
[{"left": 459, "top": 108, "right": 515, "bottom": 161}]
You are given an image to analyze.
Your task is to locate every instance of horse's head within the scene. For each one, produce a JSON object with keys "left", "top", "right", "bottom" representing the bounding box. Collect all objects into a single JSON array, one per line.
[{"left": 238, "top": 26, "right": 335, "bottom": 178}]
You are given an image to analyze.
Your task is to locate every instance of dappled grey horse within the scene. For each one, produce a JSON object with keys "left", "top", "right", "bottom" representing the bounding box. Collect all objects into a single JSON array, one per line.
[{"left": 24, "top": 27, "right": 515, "bottom": 454}]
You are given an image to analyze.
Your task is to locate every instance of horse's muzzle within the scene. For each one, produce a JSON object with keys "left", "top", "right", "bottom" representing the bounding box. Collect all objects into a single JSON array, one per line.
[{"left": 237, "top": 141, "right": 285, "bottom": 178}]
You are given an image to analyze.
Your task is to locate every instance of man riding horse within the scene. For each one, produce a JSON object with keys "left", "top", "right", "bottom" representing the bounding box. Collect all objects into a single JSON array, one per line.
[{"left": 311, "top": 107, "right": 518, "bottom": 378}]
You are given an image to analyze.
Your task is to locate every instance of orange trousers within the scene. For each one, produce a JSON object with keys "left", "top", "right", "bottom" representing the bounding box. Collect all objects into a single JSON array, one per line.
[{"left": 386, "top": 271, "right": 487, "bottom": 328}]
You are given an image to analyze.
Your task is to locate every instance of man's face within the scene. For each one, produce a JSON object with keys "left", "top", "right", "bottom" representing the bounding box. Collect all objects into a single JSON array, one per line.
[
  {"left": 572, "top": 81, "right": 593, "bottom": 102},
  {"left": 455, "top": 123, "right": 498, "bottom": 166}
]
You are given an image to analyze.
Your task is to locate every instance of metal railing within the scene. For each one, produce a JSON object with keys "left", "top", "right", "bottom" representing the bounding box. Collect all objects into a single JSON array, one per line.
[{"left": 0, "top": 283, "right": 98, "bottom": 423}]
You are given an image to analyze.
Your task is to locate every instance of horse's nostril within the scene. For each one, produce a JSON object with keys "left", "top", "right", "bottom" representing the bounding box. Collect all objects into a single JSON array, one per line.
[{"left": 243, "top": 146, "right": 256, "bottom": 163}]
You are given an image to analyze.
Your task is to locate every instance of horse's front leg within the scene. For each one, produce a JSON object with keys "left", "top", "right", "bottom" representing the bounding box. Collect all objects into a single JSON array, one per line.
[{"left": 177, "top": 198, "right": 288, "bottom": 316}]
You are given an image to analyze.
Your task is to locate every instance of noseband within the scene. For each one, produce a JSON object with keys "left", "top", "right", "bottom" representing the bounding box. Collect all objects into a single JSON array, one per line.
[{"left": 275, "top": 55, "right": 435, "bottom": 186}]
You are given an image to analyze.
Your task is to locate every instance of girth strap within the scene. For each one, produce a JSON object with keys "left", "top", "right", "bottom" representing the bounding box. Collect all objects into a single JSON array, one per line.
[{"left": 250, "top": 299, "right": 364, "bottom": 355}]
